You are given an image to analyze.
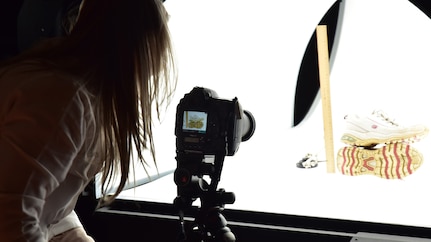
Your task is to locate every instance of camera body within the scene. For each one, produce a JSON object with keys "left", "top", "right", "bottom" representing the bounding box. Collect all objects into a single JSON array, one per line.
[
  {"left": 174, "top": 87, "right": 255, "bottom": 202},
  {"left": 175, "top": 87, "right": 253, "bottom": 156}
]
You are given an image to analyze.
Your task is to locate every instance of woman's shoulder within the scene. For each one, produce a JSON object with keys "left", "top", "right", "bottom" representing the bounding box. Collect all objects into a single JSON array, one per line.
[
  {"left": 0, "top": 59, "right": 84, "bottom": 103},
  {"left": 0, "top": 59, "right": 92, "bottom": 124},
  {"left": 1, "top": 59, "right": 79, "bottom": 90}
]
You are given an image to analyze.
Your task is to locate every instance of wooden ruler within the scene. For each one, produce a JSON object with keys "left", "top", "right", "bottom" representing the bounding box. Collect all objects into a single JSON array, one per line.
[{"left": 316, "top": 25, "right": 335, "bottom": 173}]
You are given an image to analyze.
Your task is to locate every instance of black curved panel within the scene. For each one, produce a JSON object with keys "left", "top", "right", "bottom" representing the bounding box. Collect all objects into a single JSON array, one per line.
[{"left": 293, "top": 0, "right": 341, "bottom": 127}]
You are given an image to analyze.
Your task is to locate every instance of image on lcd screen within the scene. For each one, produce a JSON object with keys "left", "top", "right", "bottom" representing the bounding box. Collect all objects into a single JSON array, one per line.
[{"left": 183, "top": 111, "right": 208, "bottom": 133}]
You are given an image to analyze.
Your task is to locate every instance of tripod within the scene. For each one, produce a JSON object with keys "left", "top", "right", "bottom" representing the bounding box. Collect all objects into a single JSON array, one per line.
[{"left": 175, "top": 189, "right": 236, "bottom": 242}]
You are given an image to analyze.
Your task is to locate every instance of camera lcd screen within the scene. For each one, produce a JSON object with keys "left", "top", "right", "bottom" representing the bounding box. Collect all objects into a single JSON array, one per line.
[{"left": 183, "top": 111, "right": 208, "bottom": 133}]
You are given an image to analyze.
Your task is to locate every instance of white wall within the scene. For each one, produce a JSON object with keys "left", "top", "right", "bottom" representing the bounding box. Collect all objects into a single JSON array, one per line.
[{"left": 118, "top": 0, "right": 431, "bottom": 229}]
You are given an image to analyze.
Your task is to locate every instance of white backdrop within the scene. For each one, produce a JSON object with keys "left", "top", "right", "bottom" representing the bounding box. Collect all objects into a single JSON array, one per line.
[{"left": 116, "top": 0, "right": 431, "bottom": 229}]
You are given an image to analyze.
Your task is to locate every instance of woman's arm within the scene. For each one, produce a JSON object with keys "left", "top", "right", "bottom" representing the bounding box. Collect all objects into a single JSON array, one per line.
[{"left": 0, "top": 66, "right": 90, "bottom": 241}]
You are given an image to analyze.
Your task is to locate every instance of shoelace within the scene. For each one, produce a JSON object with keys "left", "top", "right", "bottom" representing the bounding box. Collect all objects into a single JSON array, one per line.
[{"left": 372, "top": 110, "right": 399, "bottom": 126}]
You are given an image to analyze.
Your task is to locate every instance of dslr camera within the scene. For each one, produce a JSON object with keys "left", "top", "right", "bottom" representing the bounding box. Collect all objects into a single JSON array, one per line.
[{"left": 174, "top": 87, "right": 255, "bottom": 206}]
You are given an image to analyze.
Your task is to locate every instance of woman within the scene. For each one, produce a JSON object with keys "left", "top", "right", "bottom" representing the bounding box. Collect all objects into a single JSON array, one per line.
[{"left": 0, "top": 0, "right": 176, "bottom": 241}]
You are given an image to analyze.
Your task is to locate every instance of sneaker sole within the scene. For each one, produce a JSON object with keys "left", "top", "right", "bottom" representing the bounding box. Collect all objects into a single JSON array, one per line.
[
  {"left": 341, "top": 128, "right": 428, "bottom": 147},
  {"left": 337, "top": 143, "right": 423, "bottom": 179}
]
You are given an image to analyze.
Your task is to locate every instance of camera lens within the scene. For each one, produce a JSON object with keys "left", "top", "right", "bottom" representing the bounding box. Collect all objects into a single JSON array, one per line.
[{"left": 241, "top": 110, "right": 255, "bottom": 142}]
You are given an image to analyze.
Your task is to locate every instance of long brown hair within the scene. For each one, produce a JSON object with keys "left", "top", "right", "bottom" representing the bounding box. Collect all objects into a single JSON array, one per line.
[
  {"left": 6, "top": 0, "right": 176, "bottom": 205},
  {"left": 76, "top": 0, "right": 176, "bottom": 205}
]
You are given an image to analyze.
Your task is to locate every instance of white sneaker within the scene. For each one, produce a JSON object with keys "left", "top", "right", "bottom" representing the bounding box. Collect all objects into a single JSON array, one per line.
[{"left": 341, "top": 110, "right": 428, "bottom": 147}]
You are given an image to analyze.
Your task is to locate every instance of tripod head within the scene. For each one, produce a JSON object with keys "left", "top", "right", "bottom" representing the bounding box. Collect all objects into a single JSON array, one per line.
[{"left": 174, "top": 188, "right": 236, "bottom": 242}]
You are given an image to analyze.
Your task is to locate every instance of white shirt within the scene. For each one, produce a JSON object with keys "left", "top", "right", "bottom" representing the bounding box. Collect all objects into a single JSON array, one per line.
[{"left": 0, "top": 60, "right": 101, "bottom": 241}]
